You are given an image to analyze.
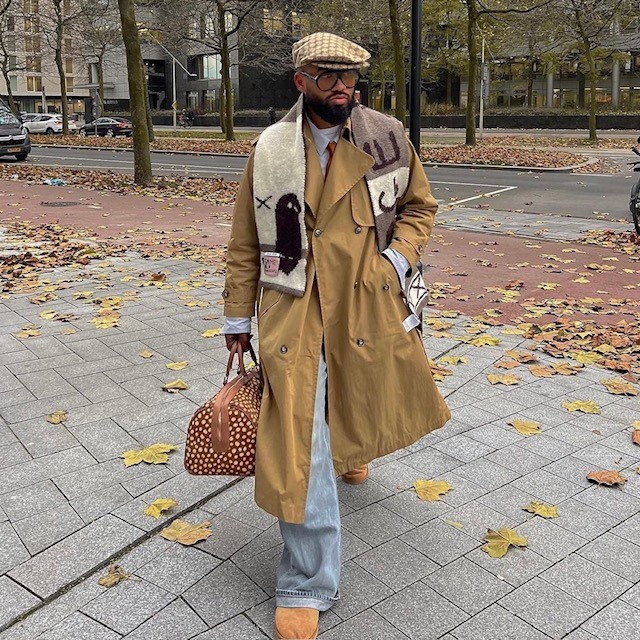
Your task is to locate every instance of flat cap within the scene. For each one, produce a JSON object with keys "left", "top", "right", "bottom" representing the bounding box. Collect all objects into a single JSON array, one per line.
[{"left": 292, "top": 32, "right": 370, "bottom": 70}]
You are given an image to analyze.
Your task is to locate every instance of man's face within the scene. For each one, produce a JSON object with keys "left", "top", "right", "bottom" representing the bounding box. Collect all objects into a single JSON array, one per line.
[{"left": 295, "top": 64, "right": 357, "bottom": 126}]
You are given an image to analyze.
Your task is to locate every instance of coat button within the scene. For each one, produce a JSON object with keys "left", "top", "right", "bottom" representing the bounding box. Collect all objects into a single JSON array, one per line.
[
  {"left": 314, "top": 229, "right": 322, "bottom": 237},
  {"left": 280, "top": 345, "right": 288, "bottom": 353},
  {"left": 356, "top": 338, "right": 364, "bottom": 346},
  {"left": 418, "top": 244, "right": 424, "bottom": 253},
  {"left": 354, "top": 226, "right": 362, "bottom": 234},
  {"left": 382, "top": 283, "right": 390, "bottom": 291}
]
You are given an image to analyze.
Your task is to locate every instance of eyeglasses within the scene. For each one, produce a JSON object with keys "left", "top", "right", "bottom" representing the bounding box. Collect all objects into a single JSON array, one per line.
[{"left": 298, "top": 69, "right": 360, "bottom": 92}]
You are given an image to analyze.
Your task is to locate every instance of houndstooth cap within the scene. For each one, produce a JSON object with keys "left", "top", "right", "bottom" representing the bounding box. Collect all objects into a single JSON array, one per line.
[{"left": 292, "top": 32, "right": 370, "bottom": 70}]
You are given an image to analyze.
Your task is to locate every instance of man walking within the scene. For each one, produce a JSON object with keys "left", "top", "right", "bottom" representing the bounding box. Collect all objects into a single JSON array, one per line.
[{"left": 222, "top": 32, "right": 450, "bottom": 640}]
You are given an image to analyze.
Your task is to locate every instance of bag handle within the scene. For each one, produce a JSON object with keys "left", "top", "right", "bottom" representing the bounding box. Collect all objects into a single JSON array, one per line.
[{"left": 223, "top": 341, "right": 259, "bottom": 384}]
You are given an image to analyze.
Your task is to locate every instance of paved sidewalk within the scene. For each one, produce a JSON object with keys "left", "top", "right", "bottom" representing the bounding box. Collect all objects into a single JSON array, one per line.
[{"left": 0, "top": 188, "right": 639, "bottom": 639}]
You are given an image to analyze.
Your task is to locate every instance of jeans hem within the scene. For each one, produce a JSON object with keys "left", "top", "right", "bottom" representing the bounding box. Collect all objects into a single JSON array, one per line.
[{"left": 276, "top": 589, "right": 339, "bottom": 612}]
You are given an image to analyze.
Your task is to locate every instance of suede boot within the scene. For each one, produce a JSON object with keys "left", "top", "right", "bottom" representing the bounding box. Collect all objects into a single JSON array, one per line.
[
  {"left": 340, "top": 464, "right": 369, "bottom": 485},
  {"left": 275, "top": 607, "right": 319, "bottom": 639}
]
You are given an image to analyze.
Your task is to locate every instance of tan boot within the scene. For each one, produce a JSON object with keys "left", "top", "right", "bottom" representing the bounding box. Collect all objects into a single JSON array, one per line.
[
  {"left": 275, "top": 607, "right": 319, "bottom": 640},
  {"left": 340, "top": 464, "right": 369, "bottom": 485}
]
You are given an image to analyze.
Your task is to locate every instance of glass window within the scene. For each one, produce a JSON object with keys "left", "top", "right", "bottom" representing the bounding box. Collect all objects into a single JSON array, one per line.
[
  {"left": 26, "top": 76, "right": 42, "bottom": 92},
  {"left": 64, "top": 38, "right": 72, "bottom": 54},
  {"left": 23, "top": 0, "right": 38, "bottom": 13},
  {"left": 0, "top": 111, "right": 19, "bottom": 125},
  {"left": 6, "top": 35, "right": 16, "bottom": 51},
  {"left": 67, "top": 77, "right": 74, "bottom": 91},
  {"left": 7, "top": 15, "right": 15, "bottom": 30},
  {"left": 26, "top": 56, "right": 41, "bottom": 73},
  {"left": 9, "top": 76, "right": 18, "bottom": 92},
  {"left": 8, "top": 55, "right": 17, "bottom": 69},
  {"left": 65, "top": 58, "right": 73, "bottom": 74},
  {"left": 25, "top": 36, "right": 41, "bottom": 53},
  {"left": 198, "top": 54, "right": 221, "bottom": 80}
]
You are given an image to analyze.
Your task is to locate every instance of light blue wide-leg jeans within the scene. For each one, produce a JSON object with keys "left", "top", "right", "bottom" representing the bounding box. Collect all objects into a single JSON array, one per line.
[{"left": 275, "top": 351, "right": 341, "bottom": 611}]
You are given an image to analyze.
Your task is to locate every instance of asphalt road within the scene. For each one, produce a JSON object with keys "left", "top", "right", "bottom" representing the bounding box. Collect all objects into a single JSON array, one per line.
[{"left": 3, "top": 145, "right": 637, "bottom": 222}]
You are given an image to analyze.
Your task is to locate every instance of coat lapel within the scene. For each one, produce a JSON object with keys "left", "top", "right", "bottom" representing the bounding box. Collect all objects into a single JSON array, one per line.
[{"left": 318, "top": 137, "right": 373, "bottom": 219}]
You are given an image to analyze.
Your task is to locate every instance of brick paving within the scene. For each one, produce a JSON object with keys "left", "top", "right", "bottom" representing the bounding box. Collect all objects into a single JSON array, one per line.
[{"left": 0, "top": 185, "right": 639, "bottom": 639}]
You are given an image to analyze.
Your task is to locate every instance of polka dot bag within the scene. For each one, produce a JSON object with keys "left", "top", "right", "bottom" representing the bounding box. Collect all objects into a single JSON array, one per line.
[{"left": 184, "top": 343, "right": 262, "bottom": 476}]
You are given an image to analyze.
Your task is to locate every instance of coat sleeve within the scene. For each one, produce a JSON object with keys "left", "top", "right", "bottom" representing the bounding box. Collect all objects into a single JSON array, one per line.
[
  {"left": 386, "top": 138, "right": 438, "bottom": 267},
  {"left": 223, "top": 151, "right": 260, "bottom": 318}
]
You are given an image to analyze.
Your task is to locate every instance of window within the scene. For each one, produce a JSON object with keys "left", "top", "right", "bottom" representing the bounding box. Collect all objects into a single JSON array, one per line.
[
  {"left": 198, "top": 54, "right": 221, "bottom": 80},
  {"left": 8, "top": 55, "right": 17, "bottom": 70},
  {"left": 64, "top": 38, "right": 72, "bottom": 54},
  {"left": 24, "top": 16, "right": 39, "bottom": 32},
  {"left": 63, "top": 0, "right": 71, "bottom": 14},
  {"left": 22, "top": 0, "right": 38, "bottom": 13},
  {"left": 24, "top": 36, "right": 41, "bottom": 53},
  {"left": 203, "top": 89, "right": 215, "bottom": 112},
  {"left": 26, "top": 76, "right": 42, "bottom": 91},
  {"left": 7, "top": 15, "right": 15, "bottom": 30},
  {"left": 65, "top": 58, "right": 73, "bottom": 74},
  {"left": 9, "top": 76, "right": 18, "bottom": 92},
  {"left": 66, "top": 76, "right": 74, "bottom": 91},
  {"left": 6, "top": 35, "right": 16, "bottom": 51},
  {"left": 263, "top": 8, "right": 284, "bottom": 33},
  {"left": 26, "top": 56, "right": 41, "bottom": 73}
]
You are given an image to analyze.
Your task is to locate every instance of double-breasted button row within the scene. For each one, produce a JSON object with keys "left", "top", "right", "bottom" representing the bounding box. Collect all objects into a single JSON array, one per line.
[
  {"left": 314, "top": 229, "right": 322, "bottom": 237},
  {"left": 222, "top": 289, "right": 229, "bottom": 298},
  {"left": 354, "top": 226, "right": 362, "bottom": 234},
  {"left": 280, "top": 345, "right": 288, "bottom": 353},
  {"left": 356, "top": 338, "right": 365, "bottom": 346}
]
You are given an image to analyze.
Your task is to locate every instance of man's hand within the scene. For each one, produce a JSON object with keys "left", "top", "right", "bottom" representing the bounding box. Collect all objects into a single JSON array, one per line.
[{"left": 225, "top": 333, "right": 252, "bottom": 352}]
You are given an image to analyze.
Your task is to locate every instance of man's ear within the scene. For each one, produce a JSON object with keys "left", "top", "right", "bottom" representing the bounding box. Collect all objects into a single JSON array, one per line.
[{"left": 293, "top": 71, "right": 305, "bottom": 94}]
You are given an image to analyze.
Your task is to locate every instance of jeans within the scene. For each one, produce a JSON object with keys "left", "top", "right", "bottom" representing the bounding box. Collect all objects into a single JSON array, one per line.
[{"left": 275, "top": 352, "right": 341, "bottom": 611}]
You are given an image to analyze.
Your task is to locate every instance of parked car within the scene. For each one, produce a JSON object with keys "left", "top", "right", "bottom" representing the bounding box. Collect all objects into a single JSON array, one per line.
[
  {"left": 23, "top": 114, "right": 77, "bottom": 135},
  {"left": 78, "top": 117, "right": 133, "bottom": 137},
  {"left": 0, "top": 109, "right": 31, "bottom": 161}
]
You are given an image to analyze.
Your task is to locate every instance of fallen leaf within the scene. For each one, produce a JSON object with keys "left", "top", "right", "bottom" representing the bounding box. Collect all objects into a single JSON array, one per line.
[
  {"left": 98, "top": 564, "right": 129, "bottom": 588},
  {"left": 562, "top": 400, "right": 601, "bottom": 414},
  {"left": 469, "top": 334, "right": 501, "bottom": 347},
  {"left": 46, "top": 410, "right": 68, "bottom": 424},
  {"left": 487, "top": 373, "right": 520, "bottom": 385},
  {"left": 508, "top": 418, "right": 542, "bottom": 436},
  {"left": 586, "top": 470, "right": 626, "bottom": 486},
  {"left": 139, "top": 349, "right": 154, "bottom": 358},
  {"left": 522, "top": 500, "right": 558, "bottom": 519},
  {"left": 413, "top": 479, "right": 453, "bottom": 501},
  {"left": 495, "top": 360, "right": 521, "bottom": 370},
  {"left": 121, "top": 443, "right": 177, "bottom": 467},
  {"left": 601, "top": 378, "right": 638, "bottom": 396},
  {"left": 202, "top": 328, "right": 222, "bottom": 338},
  {"left": 166, "top": 361, "right": 189, "bottom": 371},
  {"left": 160, "top": 519, "right": 213, "bottom": 545},
  {"left": 632, "top": 428, "right": 640, "bottom": 446},
  {"left": 438, "top": 355, "right": 467, "bottom": 365},
  {"left": 445, "top": 520, "right": 464, "bottom": 529},
  {"left": 162, "top": 379, "right": 189, "bottom": 393},
  {"left": 482, "top": 528, "right": 528, "bottom": 558},
  {"left": 144, "top": 498, "right": 178, "bottom": 519},
  {"left": 529, "top": 365, "right": 555, "bottom": 378}
]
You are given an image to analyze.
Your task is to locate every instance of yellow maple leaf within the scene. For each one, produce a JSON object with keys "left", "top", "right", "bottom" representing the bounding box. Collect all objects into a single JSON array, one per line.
[
  {"left": 469, "top": 334, "right": 501, "bottom": 347},
  {"left": 90, "top": 316, "right": 119, "bottom": 329},
  {"left": 139, "top": 349, "right": 154, "bottom": 359},
  {"left": 482, "top": 528, "right": 528, "bottom": 558},
  {"left": 571, "top": 351, "right": 601, "bottom": 365},
  {"left": 601, "top": 378, "right": 638, "bottom": 396},
  {"left": 166, "top": 361, "right": 189, "bottom": 371},
  {"left": 502, "top": 328, "right": 526, "bottom": 335},
  {"left": 562, "top": 400, "right": 601, "bottom": 414},
  {"left": 426, "top": 319, "right": 454, "bottom": 332},
  {"left": 15, "top": 327, "right": 41, "bottom": 339},
  {"left": 73, "top": 291, "right": 93, "bottom": 300},
  {"left": 46, "top": 410, "right": 68, "bottom": 424},
  {"left": 162, "top": 379, "right": 189, "bottom": 392},
  {"left": 144, "top": 498, "right": 178, "bottom": 519},
  {"left": 201, "top": 328, "right": 222, "bottom": 338},
  {"left": 508, "top": 418, "right": 542, "bottom": 436},
  {"left": 538, "top": 282, "right": 559, "bottom": 290},
  {"left": 632, "top": 420, "right": 640, "bottom": 428},
  {"left": 522, "top": 500, "right": 558, "bottom": 519},
  {"left": 553, "top": 362, "right": 583, "bottom": 375},
  {"left": 62, "top": 328, "right": 76, "bottom": 335},
  {"left": 185, "top": 300, "right": 210, "bottom": 308},
  {"left": 39, "top": 310, "right": 57, "bottom": 320},
  {"left": 413, "top": 479, "right": 453, "bottom": 501},
  {"left": 487, "top": 374, "right": 520, "bottom": 385},
  {"left": 438, "top": 356, "right": 467, "bottom": 366},
  {"left": 529, "top": 365, "right": 555, "bottom": 378},
  {"left": 120, "top": 443, "right": 177, "bottom": 467},
  {"left": 573, "top": 277, "right": 590, "bottom": 284},
  {"left": 98, "top": 564, "right": 129, "bottom": 588},
  {"left": 160, "top": 519, "right": 213, "bottom": 545}
]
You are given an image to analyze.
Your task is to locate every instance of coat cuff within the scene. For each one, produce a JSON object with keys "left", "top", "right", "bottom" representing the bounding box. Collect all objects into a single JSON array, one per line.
[{"left": 387, "top": 238, "right": 419, "bottom": 267}]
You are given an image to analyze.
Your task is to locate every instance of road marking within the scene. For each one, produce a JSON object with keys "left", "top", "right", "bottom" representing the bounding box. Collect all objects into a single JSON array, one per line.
[
  {"left": 450, "top": 185, "right": 518, "bottom": 206},
  {"left": 430, "top": 180, "right": 513, "bottom": 188}
]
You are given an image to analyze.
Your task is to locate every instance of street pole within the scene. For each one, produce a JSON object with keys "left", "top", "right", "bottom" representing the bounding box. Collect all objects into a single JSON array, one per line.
[
  {"left": 172, "top": 56, "right": 177, "bottom": 129},
  {"left": 409, "top": 0, "right": 421, "bottom": 153},
  {"left": 479, "top": 36, "right": 485, "bottom": 139}
]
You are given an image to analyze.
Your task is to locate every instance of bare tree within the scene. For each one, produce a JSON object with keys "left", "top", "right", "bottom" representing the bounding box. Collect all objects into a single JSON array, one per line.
[
  {"left": 0, "top": 0, "right": 24, "bottom": 113},
  {"left": 117, "top": 0, "right": 152, "bottom": 184}
]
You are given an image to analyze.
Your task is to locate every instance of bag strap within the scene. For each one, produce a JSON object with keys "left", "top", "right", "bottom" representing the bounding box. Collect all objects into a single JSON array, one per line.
[{"left": 223, "top": 341, "right": 259, "bottom": 384}]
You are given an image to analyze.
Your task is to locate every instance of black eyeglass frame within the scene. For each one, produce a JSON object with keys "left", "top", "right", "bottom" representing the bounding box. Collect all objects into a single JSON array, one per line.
[{"left": 298, "top": 69, "right": 361, "bottom": 91}]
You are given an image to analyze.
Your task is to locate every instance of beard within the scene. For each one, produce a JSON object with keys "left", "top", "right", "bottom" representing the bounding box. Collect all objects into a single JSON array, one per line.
[{"left": 304, "top": 93, "right": 356, "bottom": 126}]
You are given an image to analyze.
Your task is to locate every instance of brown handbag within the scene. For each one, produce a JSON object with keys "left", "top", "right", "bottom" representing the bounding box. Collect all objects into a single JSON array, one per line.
[{"left": 184, "top": 343, "right": 262, "bottom": 477}]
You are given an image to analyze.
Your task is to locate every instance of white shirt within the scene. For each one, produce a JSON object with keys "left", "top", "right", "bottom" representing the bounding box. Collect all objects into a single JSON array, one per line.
[{"left": 307, "top": 118, "right": 342, "bottom": 179}]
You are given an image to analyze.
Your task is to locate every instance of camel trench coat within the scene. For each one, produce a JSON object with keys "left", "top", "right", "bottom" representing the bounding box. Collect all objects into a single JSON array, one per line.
[{"left": 223, "top": 118, "right": 451, "bottom": 523}]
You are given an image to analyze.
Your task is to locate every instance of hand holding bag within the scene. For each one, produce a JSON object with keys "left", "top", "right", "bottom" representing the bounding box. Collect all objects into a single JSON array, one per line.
[{"left": 184, "top": 343, "right": 262, "bottom": 476}]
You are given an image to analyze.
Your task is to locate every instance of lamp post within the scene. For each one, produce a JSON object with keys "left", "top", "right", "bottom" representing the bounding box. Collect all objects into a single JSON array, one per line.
[
  {"left": 409, "top": 0, "right": 422, "bottom": 153},
  {"left": 154, "top": 43, "right": 196, "bottom": 129}
]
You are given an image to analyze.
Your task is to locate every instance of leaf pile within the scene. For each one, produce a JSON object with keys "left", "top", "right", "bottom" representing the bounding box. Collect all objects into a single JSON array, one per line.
[
  {"left": 0, "top": 164, "right": 239, "bottom": 204},
  {"left": 420, "top": 144, "right": 585, "bottom": 169}
]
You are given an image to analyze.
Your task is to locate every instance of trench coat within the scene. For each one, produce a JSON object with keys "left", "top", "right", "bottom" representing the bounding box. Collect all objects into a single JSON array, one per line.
[{"left": 223, "top": 117, "right": 451, "bottom": 523}]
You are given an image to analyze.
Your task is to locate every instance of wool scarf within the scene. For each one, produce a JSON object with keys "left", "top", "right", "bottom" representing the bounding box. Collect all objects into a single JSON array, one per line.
[{"left": 253, "top": 94, "right": 410, "bottom": 297}]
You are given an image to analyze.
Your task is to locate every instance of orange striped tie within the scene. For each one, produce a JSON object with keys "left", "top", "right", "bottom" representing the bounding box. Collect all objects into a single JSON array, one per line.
[{"left": 325, "top": 141, "right": 337, "bottom": 181}]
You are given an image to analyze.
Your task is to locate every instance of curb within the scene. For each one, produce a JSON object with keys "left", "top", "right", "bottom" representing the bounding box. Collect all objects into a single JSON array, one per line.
[{"left": 32, "top": 143, "right": 595, "bottom": 172}]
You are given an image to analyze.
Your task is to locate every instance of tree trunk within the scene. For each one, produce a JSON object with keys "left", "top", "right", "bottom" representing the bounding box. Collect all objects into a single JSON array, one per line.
[
  {"left": 577, "top": 71, "right": 586, "bottom": 108},
  {"left": 97, "top": 53, "right": 105, "bottom": 117},
  {"left": 2, "top": 66, "right": 16, "bottom": 113},
  {"left": 465, "top": 0, "right": 478, "bottom": 145},
  {"left": 219, "top": 80, "right": 225, "bottom": 134},
  {"left": 527, "top": 60, "right": 534, "bottom": 107},
  {"left": 218, "top": 1, "right": 234, "bottom": 141},
  {"left": 585, "top": 47, "right": 597, "bottom": 141},
  {"left": 388, "top": 0, "right": 406, "bottom": 124},
  {"left": 54, "top": 14, "right": 69, "bottom": 135},
  {"left": 446, "top": 71, "right": 452, "bottom": 105},
  {"left": 117, "top": 0, "right": 152, "bottom": 185},
  {"left": 142, "top": 60, "right": 154, "bottom": 142}
]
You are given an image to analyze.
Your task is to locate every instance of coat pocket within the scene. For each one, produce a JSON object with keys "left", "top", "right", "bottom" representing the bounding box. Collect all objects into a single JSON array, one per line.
[{"left": 258, "top": 289, "right": 282, "bottom": 321}]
